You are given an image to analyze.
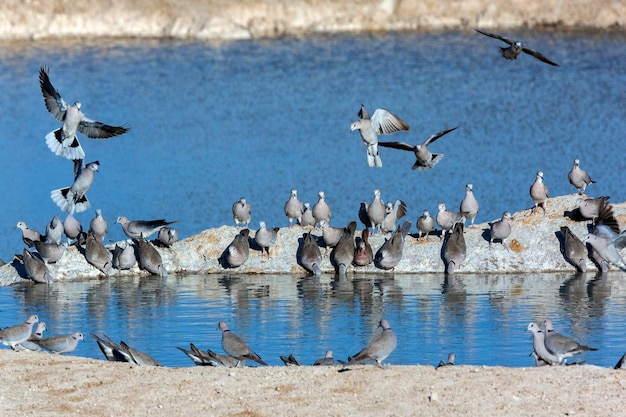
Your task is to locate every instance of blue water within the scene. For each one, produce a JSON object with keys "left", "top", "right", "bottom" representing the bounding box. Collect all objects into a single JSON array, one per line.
[{"left": 0, "top": 31, "right": 625, "bottom": 367}]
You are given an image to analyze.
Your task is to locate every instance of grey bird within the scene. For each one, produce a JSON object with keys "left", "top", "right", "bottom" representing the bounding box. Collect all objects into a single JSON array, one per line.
[
  {"left": 16, "top": 221, "right": 42, "bottom": 247},
  {"left": 575, "top": 196, "right": 610, "bottom": 221},
  {"left": 350, "top": 105, "right": 410, "bottom": 167},
  {"left": 300, "top": 203, "right": 316, "bottom": 227},
  {"left": 232, "top": 197, "right": 251, "bottom": 228},
  {"left": 91, "top": 333, "right": 131, "bottom": 362},
  {"left": 63, "top": 213, "right": 83, "bottom": 244},
  {"left": 157, "top": 227, "right": 179, "bottom": 247},
  {"left": 526, "top": 322, "right": 560, "bottom": 366},
  {"left": 312, "top": 191, "right": 332, "bottom": 226},
  {"left": 45, "top": 215, "right": 65, "bottom": 244},
  {"left": 331, "top": 221, "right": 357, "bottom": 275},
  {"left": 32, "top": 240, "right": 67, "bottom": 264},
  {"left": 378, "top": 126, "right": 458, "bottom": 171},
  {"left": 320, "top": 220, "right": 343, "bottom": 255},
  {"left": 115, "top": 216, "right": 177, "bottom": 240},
  {"left": 347, "top": 319, "right": 397, "bottom": 368},
  {"left": 615, "top": 352, "right": 626, "bottom": 370},
  {"left": 284, "top": 188, "right": 303, "bottom": 227},
  {"left": 583, "top": 227, "right": 626, "bottom": 272},
  {"left": 85, "top": 232, "right": 113, "bottom": 276},
  {"left": 16, "top": 322, "right": 47, "bottom": 352},
  {"left": 568, "top": 159, "right": 595, "bottom": 194},
  {"left": 223, "top": 229, "right": 250, "bottom": 268},
  {"left": 436, "top": 352, "right": 456, "bottom": 369},
  {"left": 280, "top": 353, "right": 302, "bottom": 366},
  {"left": 436, "top": 202, "right": 464, "bottom": 236},
  {"left": 177, "top": 344, "right": 215, "bottom": 366},
  {"left": 460, "top": 183, "right": 479, "bottom": 227},
  {"left": 136, "top": 234, "right": 166, "bottom": 276},
  {"left": 112, "top": 240, "right": 137, "bottom": 270},
  {"left": 0, "top": 315, "right": 39, "bottom": 350},
  {"left": 353, "top": 229, "right": 374, "bottom": 267},
  {"left": 35, "top": 331, "right": 83, "bottom": 354},
  {"left": 530, "top": 171, "right": 549, "bottom": 214},
  {"left": 51, "top": 159, "right": 99, "bottom": 214},
  {"left": 254, "top": 221, "right": 280, "bottom": 259},
  {"left": 89, "top": 209, "right": 108, "bottom": 242},
  {"left": 560, "top": 226, "right": 588, "bottom": 272},
  {"left": 443, "top": 222, "right": 466, "bottom": 274},
  {"left": 119, "top": 341, "right": 161, "bottom": 366},
  {"left": 417, "top": 210, "right": 435, "bottom": 239},
  {"left": 381, "top": 200, "right": 407, "bottom": 234},
  {"left": 366, "top": 189, "right": 386, "bottom": 234},
  {"left": 374, "top": 221, "right": 412, "bottom": 270},
  {"left": 298, "top": 232, "right": 322, "bottom": 276},
  {"left": 178, "top": 343, "right": 238, "bottom": 367},
  {"left": 218, "top": 321, "right": 268, "bottom": 367},
  {"left": 22, "top": 249, "right": 54, "bottom": 284},
  {"left": 39, "top": 66, "right": 130, "bottom": 160},
  {"left": 489, "top": 211, "right": 513, "bottom": 250},
  {"left": 474, "top": 29, "right": 559, "bottom": 66},
  {"left": 541, "top": 319, "right": 597, "bottom": 364},
  {"left": 313, "top": 350, "right": 337, "bottom": 366}
]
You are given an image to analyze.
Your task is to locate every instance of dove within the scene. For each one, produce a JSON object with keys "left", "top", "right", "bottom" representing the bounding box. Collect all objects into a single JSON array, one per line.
[
  {"left": 436, "top": 202, "right": 464, "bottom": 236},
  {"left": 312, "top": 191, "right": 331, "bottom": 226},
  {"left": 358, "top": 201, "right": 372, "bottom": 230},
  {"left": 313, "top": 350, "right": 337, "bottom": 366},
  {"left": 417, "top": 210, "right": 435, "bottom": 239},
  {"left": 22, "top": 249, "right": 54, "bottom": 284},
  {"left": 89, "top": 209, "right": 108, "bottom": 241},
  {"left": 63, "top": 213, "right": 83, "bottom": 244},
  {"left": 137, "top": 234, "right": 166, "bottom": 276},
  {"left": 232, "top": 197, "right": 251, "bottom": 227},
  {"left": 459, "top": 183, "right": 479, "bottom": 227},
  {"left": 443, "top": 222, "right": 466, "bottom": 274},
  {"left": 489, "top": 212, "right": 512, "bottom": 251},
  {"left": 615, "top": 352, "right": 626, "bottom": 370},
  {"left": 350, "top": 104, "right": 409, "bottom": 167},
  {"left": 0, "top": 315, "right": 39, "bottom": 350},
  {"left": 474, "top": 29, "right": 559, "bottom": 66},
  {"left": 177, "top": 344, "right": 215, "bottom": 366},
  {"left": 254, "top": 221, "right": 280, "bottom": 259},
  {"left": 112, "top": 240, "right": 137, "bottom": 270},
  {"left": 300, "top": 203, "right": 316, "bottom": 227},
  {"left": 157, "top": 227, "right": 179, "bottom": 247},
  {"left": 32, "top": 240, "right": 67, "bottom": 264},
  {"left": 568, "top": 159, "right": 595, "bottom": 194},
  {"left": 177, "top": 343, "right": 239, "bottom": 367},
  {"left": 347, "top": 319, "right": 397, "bottom": 368},
  {"left": 223, "top": 229, "right": 250, "bottom": 268},
  {"left": 374, "top": 221, "right": 411, "bottom": 270},
  {"left": 45, "top": 215, "right": 64, "bottom": 244},
  {"left": 218, "top": 321, "right": 268, "bottom": 367},
  {"left": 51, "top": 159, "right": 99, "bottom": 214},
  {"left": 119, "top": 341, "right": 161, "bottom": 366},
  {"left": 16, "top": 322, "right": 47, "bottom": 352},
  {"left": 541, "top": 319, "right": 597, "bottom": 364},
  {"left": 284, "top": 189, "right": 303, "bottom": 227},
  {"left": 280, "top": 354, "right": 302, "bottom": 366},
  {"left": 560, "top": 226, "right": 588, "bottom": 272},
  {"left": 381, "top": 200, "right": 407, "bottom": 234},
  {"left": 575, "top": 196, "right": 610, "bottom": 222},
  {"left": 298, "top": 232, "right": 322, "bottom": 276},
  {"left": 436, "top": 352, "right": 456, "bottom": 369},
  {"left": 35, "top": 331, "right": 83, "bottom": 354},
  {"left": 115, "top": 216, "right": 177, "bottom": 240},
  {"left": 320, "top": 220, "right": 343, "bottom": 255},
  {"left": 378, "top": 126, "right": 458, "bottom": 171},
  {"left": 353, "top": 229, "right": 374, "bottom": 267},
  {"left": 39, "top": 66, "right": 130, "bottom": 160},
  {"left": 16, "top": 221, "right": 42, "bottom": 247},
  {"left": 91, "top": 333, "right": 131, "bottom": 362},
  {"left": 85, "top": 232, "right": 113, "bottom": 276},
  {"left": 583, "top": 227, "right": 626, "bottom": 272},
  {"left": 367, "top": 189, "right": 386, "bottom": 234},
  {"left": 330, "top": 221, "right": 357, "bottom": 275},
  {"left": 526, "top": 322, "right": 560, "bottom": 366},
  {"left": 529, "top": 171, "right": 549, "bottom": 214}
]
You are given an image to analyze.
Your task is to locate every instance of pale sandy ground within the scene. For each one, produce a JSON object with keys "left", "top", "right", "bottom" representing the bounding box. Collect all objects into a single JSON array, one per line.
[{"left": 0, "top": 350, "right": 624, "bottom": 417}]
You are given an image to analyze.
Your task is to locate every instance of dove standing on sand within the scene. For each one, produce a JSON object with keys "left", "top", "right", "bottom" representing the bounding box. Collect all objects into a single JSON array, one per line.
[
  {"left": 232, "top": 197, "right": 251, "bottom": 227},
  {"left": 45, "top": 216, "right": 64, "bottom": 244},
  {"left": 381, "top": 200, "right": 407, "bottom": 234},
  {"left": 255, "top": 221, "right": 280, "bottom": 259},
  {"left": 460, "top": 183, "right": 479, "bottom": 227},
  {"left": 89, "top": 209, "right": 108, "bottom": 241},
  {"left": 39, "top": 66, "right": 130, "bottom": 160},
  {"left": 51, "top": 159, "right": 99, "bottom": 214},
  {"left": 347, "top": 319, "right": 397, "bottom": 367},
  {"left": 85, "top": 232, "right": 113, "bottom": 275},
  {"left": 35, "top": 332, "right": 83, "bottom": 354},
  {"left": 443, "top": 222, "right": 466, "bottom": 274},
  {"left": 115, "top": 216, "right": 177, "bottom": 240},
  {"left": 530, "top": 171, "right": 549, "bottom": 214},
  {"left": 91, "top": 333, "right": 132, "bottom": 362},
  {"left": 313, "top": 350, "right": 337, "bottom": 366},
  {"left": 0, "top": 315, "right": 39, "bottom": 350},
  {"left": 112, "top": 240, "right": 137, "bottom": 270},
  {"left": 353, "top": 229, "right": 374, "bottom": 267},
  {"left": 568, "top": 159, "right": 595, "bottom": 194},
  {"left": 374, "top": 221, "right": 412, "bottom": 270},
  {"left": 583, "top": 227, "right": 626, "bottom": 272},
  {"left": 284, "top": 189, "right": 303, "bottom": 227},
  {"left": 119, "top": 341, "right": 161, "bottom": 366},
  {"left": 367, "top": 189, "right": 386, "bottom": 234},
  {"left": 137, "top": 234, "right": 166, "bottom": 276},
  {"left": 300, "top": 203, "right": 316, "bottom": 227},
  {"left": 312, "top": 191, "right": 332, "bottom": 226},
  {"left": 489, "top": 212, "right": 512, "bottom": 250},
  {"left": 218, "top": 321, "right": 268, "bottom": 367},
  {"left": 541, "top": 319, "right": 597, "bottom": 364},
  {"left": 417, "top": 210, "right": 435, "bottom": 239},
  {"left": 157, "top": 227, "right": 179, "bottom": 247},
  {"left": 378, "top": 126, "right": 458, "bottom": 171},
  {"left": 350, "top": 104, "right": 410, "bottom": 167},
  {"left": 560, "top": 226, "right": 588, "bottom": 272},
  {"left": 63, "top": 213, "right": 83, "bottom": 243},
  {"left": 16, "top": 221, "right": 42, "bottom": 247},
  {"left": 474, "top": 29, "right": 559, "bottom": 66},
  {"left": 526, "top": 322, "right": 560, "bottom": 366},
  {"left": 298, "top": 232, "right": 322, "bottom": 276},
  {"left": 32, "top": 240, "right": 67, "bottom": 264},
  {"left": 436, "top": 203, "right": 464, "bottom": 236},
  {"left": 223, "top": 229, "right": 250, "bottom": 268},
  {"left": 22, "top": 249, "right": 54, "bottom": 284},
  {"left": 331, "top": 221, "right": 357, "bottom": 275}
]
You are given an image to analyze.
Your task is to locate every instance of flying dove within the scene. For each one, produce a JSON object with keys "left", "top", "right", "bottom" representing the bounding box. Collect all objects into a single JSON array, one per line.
[
  {"left": 374, "top": 221, "right": 412, "bottom": 270},
  {"left": 89, "top": 209, "right": 108, "bottom": 242},
  {"left": 459, "top": 183, "right": 479, "bottom": 227},
  {"left": 45, "top": 215, "right": 64, "bottom": 244},
  {"left": 312, "top": 191, "right": 332, "bottom": 226},
  {"left": 381, "top": 200, "right": 407, "bottom": 234},
  {"left": 366, "top": 189, "right": 386, "bottom": 234},
  {"left": 568, "top": 158, "right": 595, "bottom": 194},
  {"left": 443, "top": 222, "right": 466, "bottom": 274},
  {"left": 560, "top": 226, "right": 588, "bottom": 272},
  {"left": 115, "top": 216, "right": 177, "bottom": 240},
  {"left": 39, "top": 66, "right": 130, "bottom": 160},
  {"left": 35, "top": 331, "right": 83, "bottom": 354},
  {"left": 330, "top": 221, "right": 357, "bottom": 275},
  {"left": 529, "top": 171, "right": 549, "bottom": 214},
  {"left": 137, "top": 234, "right": 166, "bottom": 276},
  {"left": 0, "top": 315, "right": 39, "bottom": 350},
  {"left": 223, "top": 229, "right": 250, "bottom": 268},
  {"left": 474, "top": 29, "right": 559, "bottom": 66},
  {"left": 298, "top": 232, "right": 322, "bottom": 276},
  {"left": 284, "top": 189, "right": 303, "bottom": 227},
  {"left": 347, "top": 319, "right": 397, "bottom": 368},
  {"left": 232, "top": 197, "right": 251, "bottom": 228},
  {"left": 353, "top": 229, "right": 374, "bottom": 267},
  {"left": 417, "top": 210, "right": 435, "bottom": 239},
  {"left": 350, "top": 104, "right": 409, "bottom": 167},
  {"left": 526, "top": 322, "right": 560, "bottom": 366},
  {"left": 541, "top": 319, "right": 597, "bottom": 364},
  {"left": 489, "top": 211, "right": 512, "bottom": 251},
  {"left": 218, "top": 321, "right": 268, "bottom": 367},
  {"left": 254, "top": 221, "right": 280, "bottom": 259},
  {"left": 112, "top": 240, "right": 137, "bottom": 270},
  {"left": 51, "top": 159, "right": 99, "bottom": 214},
  {"left": 16, "top": 221, "right": 42, "bottom": 248},
  {"left": 22, "top": 249, "right": 54, "bottom": 284},
  {"left": 85, "top": 232, "right": 113, "bottom": 276},
  {"left": 378, "top": 126, "right": 458, "bottom": 171},
  {"left": 300, "top": 203, "right": 316, "bottom": 227}
]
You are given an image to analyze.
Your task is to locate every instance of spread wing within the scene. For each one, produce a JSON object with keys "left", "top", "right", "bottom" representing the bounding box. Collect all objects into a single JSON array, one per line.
[
  {"left": 474, "top": 29, "right": 514, "bottom": 46},
  {"left": 522, "top": 47, "right": 559, "bottom": 67},
  {"left": 39, "top": 66, "right": 69, "bottom": 121},
  {"left": 78, "top": 118, "right": 130, "bottom": 139},
  {"left": 377, "top": 141, "right": 416, "bottom": 152},
  {"left": 423, "top": 126, "right": 459, "bottom": 146},
  {"left": 370, "top": 109, "right": 410, "bottom": 135}
]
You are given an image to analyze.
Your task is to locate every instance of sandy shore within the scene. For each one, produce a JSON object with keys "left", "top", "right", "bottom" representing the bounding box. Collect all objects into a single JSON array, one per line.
[
  {"left": 1, "top": 0, "right": 624, "bottom": 41},
  {"left": 0, "top": 350, "right": 624, "bottom": 417}
]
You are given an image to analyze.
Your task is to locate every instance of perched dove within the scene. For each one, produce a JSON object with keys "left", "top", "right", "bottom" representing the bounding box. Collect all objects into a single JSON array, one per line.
[
  {"left": 157, "top": 227, "right": 179, "bottom": 247},
  {"left": 312, "top": 191, "right": 331, "bottom": 226},
  {"left": 16, "top": 322, "right": 47, "bottom": 352},
  {"left": 349, "top": 104, "right": 409, "bottom": 167},
  {"left": 378, "top": 126, "right": 458, "bottom": 171},
  {"left": 583, "top": 227, "right": 626, "bottom": 272},
  {"left": 330, "top": 221, "right": 357, "bottom": 275},
  {"left": 298, "top": 232, "right": 322, "bottom": 276},
  {"left": 529, "top": 171, "right": 549, "bottom": 214},
  {"left": 568, "top": 159, "right": 595, "bottom": 194},
  {"left": 474, "top": 29, "right": 559, "bottom": 66},
  {"left": 381, "top": 200, "right": 407, "bottom": 234},
  {"left": 35, "top": 331, "right": 83, "bottom": 354},
  {"left": 232, "top": 197, "right": 251, "bottom": 228},
  {"left": 218, "top": 321, "right": 268, "bottom": 367},
  {"left": 347, "top": 319, "right": 397, "bottom": 367},
  {"left": 63, "top": 213, "right": 83, "bottom": 244},
  {"left": 575, "top": 196, "right": 610, "bottom": 222},
  {"left": 313, "top": 350, "right": 337, "bottom": 366},
  {"left": 541, "top": 319, "right": 597, "bottom": 364},
  {"left": 489, "top": 212, "right": 513, "bottom": 250},
  {"left": 459, "top": 183, "right": 479, "bottom": 227},
  {"left": 374, "top": 221, "right": 412, "bottom": 270},
  {"left": 39, "top": 66, "right": 130, "bottom": 160},
  {"left": 89, "top": 209, "right": 108, "bottom": 241},
  {"left": 284, "top": 189, "right": 303, "bottom": 227},
  {"left": 366, "top": 189, "right": 386, "bottom": 234},
  {"left": 115, "top": 216, "right": 177, "bottom": 240},
  {"left": 560, "top": 226, "right": 588, "bottom": 272},
  {"left": 22, "top": 249, "right": 54, "bottom": 284},
  {"left": 137, "top": 234, "right": 166, "bottom": 276},
  {"left": 436, "top": 202, "right": 464, "bottom": 236},
  {"left": 0, "top": 315, "right": 39, "bottom": 350},
  {"left": 112, "top": 240, "right": 137, "bottom": 270},
  {"left": 45, "top": 216, "right": 64, "bottom": 244},
  {"left": 443, "top": 222, "right": 466, "bottom": 274},
  {"left": 51, "top": 159, "right": 99, "bottom": 214},
  {"left": 254, "top": 221, "right": 280, "bottom": 259},
  {"left": 358, "top": 201, "right": 372, "bottom": 231},
  {"left": 85, "top": 232, "right": 113, "bottom": 276},
  {"left": 32, "top": 240, "right": 67, "bottom": 264},
  {"left": 119, "top": 341, "right": 161, "bottom": 366},
  {"left": 223, "top": 229, "right": 250, "bottom": 268},
  {"left": 320, "top": 220, "right": 343, "bottom": 256},
  {"left": 526, "top": 322, "right": 560, "bottom": 366},
  {"left": 353, "top": 229, "right": 374, "bottom": 267},
  {"left": 417, "top": 210, "right": 435, "bottom": 239},
  {"left": 300, "top": 203, "right": 316, "bottom": 227},
  {"left": 16, "top": 221, "right": 42, "bottom": 248}
]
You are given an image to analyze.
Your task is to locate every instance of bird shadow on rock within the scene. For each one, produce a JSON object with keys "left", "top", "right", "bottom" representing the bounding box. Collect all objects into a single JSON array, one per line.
[
  {"left": 564, "top": 207, "right": 586, "bottom": 222},
  {"left": 480, "top": 227, "right": 491, "bottom": 244}
]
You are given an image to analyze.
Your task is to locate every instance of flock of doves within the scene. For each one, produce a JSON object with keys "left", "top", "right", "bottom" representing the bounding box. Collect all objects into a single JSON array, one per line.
[{"left": 2, "top": 30, "right": 625, "bottom": 369}]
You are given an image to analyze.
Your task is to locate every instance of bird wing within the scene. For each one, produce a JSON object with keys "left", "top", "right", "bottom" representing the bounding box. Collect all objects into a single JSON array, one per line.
[
  {"left": 474, "top": 29, "right": 514, "bottom": 46},
  {"left": 39, "top": 66, "right": 69, "bottom": 121},
  {"left": 377, "top": 141, "right": 415, "bottom": 152},
  {"left": 78, "top": 117, "right": 130, "bottom": 139},
  {"left": 357, "top": 104, "right": 369, "bottom": 120},
  {"left": 521, "top": 47, "right": 559, "bottom": 66},
  {"left": 422, "top": 126, "right": 459, "bottom": 146},
  {"left": 370, "top": 109, "right": 410, "bottom": 135}
]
